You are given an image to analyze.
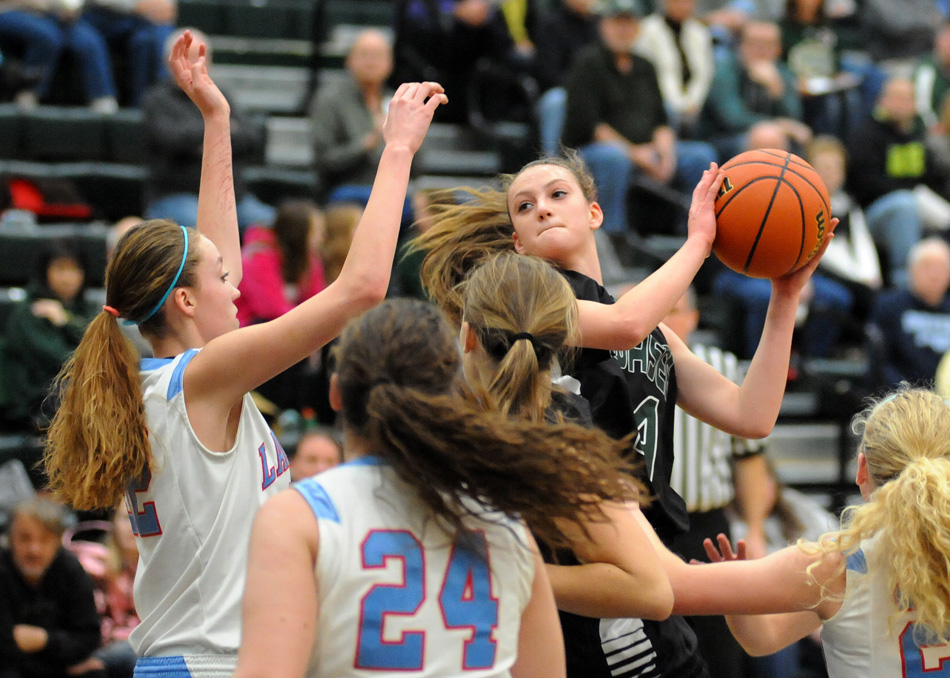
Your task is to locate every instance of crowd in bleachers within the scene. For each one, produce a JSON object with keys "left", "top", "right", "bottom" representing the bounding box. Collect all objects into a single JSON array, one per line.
[{"left": 3, "top": 3, "right": 950, "bottom": 678}]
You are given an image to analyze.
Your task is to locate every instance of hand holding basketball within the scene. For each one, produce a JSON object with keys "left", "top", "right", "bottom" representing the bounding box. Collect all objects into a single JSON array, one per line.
[
  {"left": 686, "top": 163, "right": 725, "bottom": 257},
  {"left": 713, "top": 150, "right": 831, "bottom": 279}
]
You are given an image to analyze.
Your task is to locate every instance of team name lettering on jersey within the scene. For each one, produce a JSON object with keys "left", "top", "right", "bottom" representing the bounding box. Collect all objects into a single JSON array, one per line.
[
  {"left": 610, "top": 334, "right": 674, "bottom": 394},
  {"left": 259, "top": 432, "right": 290, "bottom": 490}
]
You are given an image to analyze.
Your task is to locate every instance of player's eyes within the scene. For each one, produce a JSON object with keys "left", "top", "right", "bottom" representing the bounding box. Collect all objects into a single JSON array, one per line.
[
  {"left": 552, "top": 189, "right": 567, "bottom": 199},
  {"left": 221, "top": 272, "right": 230, "bottom": 282},
  {"left": 517, "top": 201, "right": 533, "bottom": 212}
]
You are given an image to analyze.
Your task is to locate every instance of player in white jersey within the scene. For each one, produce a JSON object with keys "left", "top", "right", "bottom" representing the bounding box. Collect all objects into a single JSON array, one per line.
[
  {"left": 43, "top": 30, "right": 447, "bottom": 678},
  {"left": 639, "top": 387, "right": 950, "bottom": 678},
  {"left": 235, "top": 299, "right": 645, "bottom": 678}
]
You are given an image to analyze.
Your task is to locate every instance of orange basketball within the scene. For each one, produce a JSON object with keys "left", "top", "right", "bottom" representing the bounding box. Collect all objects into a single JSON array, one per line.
[{"left": 713, "top": 149, "right": 831, "bottom": 279}]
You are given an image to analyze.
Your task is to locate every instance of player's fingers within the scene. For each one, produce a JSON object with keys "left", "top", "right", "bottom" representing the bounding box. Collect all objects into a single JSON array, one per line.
[
  {"left": 735, "top": 539, "right": 747, "bottom": 560},
  {"left": 393, "top": 82, "right": 412, "bottom": 99},
  {"left": 716, "top": 533, "right": 735, "bottom": 559},
  {"left": 703, "top": 537, "right": 723, "bottom": 562}
]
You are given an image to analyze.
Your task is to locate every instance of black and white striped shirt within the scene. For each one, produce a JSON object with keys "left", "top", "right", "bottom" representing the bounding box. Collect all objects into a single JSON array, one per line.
[{"left": 670, "top": 344, "right": 762, "bottom": 513}]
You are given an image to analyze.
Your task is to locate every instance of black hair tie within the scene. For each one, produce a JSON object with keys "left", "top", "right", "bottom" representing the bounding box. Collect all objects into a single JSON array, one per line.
[{"left": 511, "top": 332, "right": 536, "bottom": 346}]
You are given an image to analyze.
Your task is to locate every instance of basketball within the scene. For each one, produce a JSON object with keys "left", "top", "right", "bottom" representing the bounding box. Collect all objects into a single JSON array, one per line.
[{"left": 713, "top": 149, "right": 831, "bottom": 279}]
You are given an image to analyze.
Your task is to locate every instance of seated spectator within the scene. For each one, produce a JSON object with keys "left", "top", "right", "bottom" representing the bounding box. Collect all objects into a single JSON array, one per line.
[
  {"left": 236, "top": 199, "right": 326, "bottom": 327},
  {"left": 699, "top": 19, "right": 812, "bottom": 162},
  {"left": 0, "top": 498, "right": 104, "bottom": 678},
  {"left": 859, "top": 0, "right": 939, "bottom": 72},
  {"left": 310, "top": 29, "right": 412, "bottom": 225},
  {"left": 533, "top": 0, "right": 600, "bottom": 154},
  {"left": 237, "top": 200, "right": 327, "bottom": 412},
  {"left": 91, "top": 509, "right": 138, "bottom": 678},
  {"left": 392, "top": 0, "right": 519, "bottom": 123},
  {"left": 913, "top": 20, "right": 950, "bottom": 133},
  {"left": 869, "top": 238, "right": 950, "bottom": 388},
  {"left": 560, "top": 0, "right": 717, "bottom": 233},
  {"left": 0, "top": 0, "right": 118, "bottom": 110},
  {"left": 780, "top": 0, "right": 869, "bottom": 137},
  {"left": 807, "top": 135, "right": 884, "bottom": 324},
  {"left": 1, "top": 239, "right": 95, "bottom": 430},
  {"left": 847, "top": 76, "right": 950, "bottom": 285},
  {"left": 81, "top": 0, "right": 175, "bottom": 106},
  {"left": 320, "top": 202, "right": 363, "bottom": 285},
  {"left": 288, "top": 426, "right": 343, "bottom": 482},
  {"left": 636, "top": 0, "right": 715, "bottom": 138},
  {"left": 142, "top": 28, "right": 274, "bottom": 232}
]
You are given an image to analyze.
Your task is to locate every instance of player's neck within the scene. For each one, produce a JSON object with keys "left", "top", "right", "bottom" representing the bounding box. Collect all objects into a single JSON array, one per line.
[{"left": 341, "top": 428, "right": 372, "bottom": 463}]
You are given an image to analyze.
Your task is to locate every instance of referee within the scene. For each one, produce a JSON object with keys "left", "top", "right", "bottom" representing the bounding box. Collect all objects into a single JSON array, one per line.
[{"left": 664, "top": 288, "right": 772, "bottom": 678}]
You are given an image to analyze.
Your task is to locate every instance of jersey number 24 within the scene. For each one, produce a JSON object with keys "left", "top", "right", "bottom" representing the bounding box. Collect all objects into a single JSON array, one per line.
[{"left": 356, "top": 529, "right": 499, "bottom": 671}]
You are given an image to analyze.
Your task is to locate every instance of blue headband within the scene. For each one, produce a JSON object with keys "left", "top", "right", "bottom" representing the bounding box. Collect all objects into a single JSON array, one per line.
[{"left": 127, "top": 225, "right": 189, "bottom": 326}]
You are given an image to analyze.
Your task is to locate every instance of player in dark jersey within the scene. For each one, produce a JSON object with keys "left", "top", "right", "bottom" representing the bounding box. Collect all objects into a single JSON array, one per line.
[{"left": 412, "top": 151, "right": 834, "bottom": 677}]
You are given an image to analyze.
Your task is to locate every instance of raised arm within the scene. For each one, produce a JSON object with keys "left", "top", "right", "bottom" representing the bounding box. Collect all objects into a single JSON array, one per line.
[
  {"left": 167, "top": 30, "right": 242, "bottom": 285},
  {"left": 185, "top": 83, "right": 447, "bottom": 415},
  {"left": 235, "top": 490, "right": 319, "bottom": 678},
  {"left": 673, "top": 226, "right": 836, "bottom": 438},
  {"left": 576, "top": 165, "right": 722, "bottom": 351},
  {"left": 546, "top": 502, "right": 673, "bottom": 620}
]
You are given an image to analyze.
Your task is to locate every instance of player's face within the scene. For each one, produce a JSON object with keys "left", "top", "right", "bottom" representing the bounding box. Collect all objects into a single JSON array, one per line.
[
  {"left": 508, "top": 165, "right": 602, "bottom": 265},
  {"left": 190, "top": 235, "right": 241, "bottom": 342},
  {"left": 290, "top": 435, "right": 342, "bottom": 480},
  {"left": 10, "top": 515, "right": 60, "bottom": 585}
]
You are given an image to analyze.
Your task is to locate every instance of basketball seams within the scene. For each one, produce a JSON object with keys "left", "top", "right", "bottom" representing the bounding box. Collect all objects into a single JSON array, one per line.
[
  {"left": 776, "top": 177, "right": 807, "bottom": 274},
  {"left": 742, "top": 152, "right": 791, "bottom": 273},
  {"left": 719, "top": 160, "right": 830, "bottom": 215}
]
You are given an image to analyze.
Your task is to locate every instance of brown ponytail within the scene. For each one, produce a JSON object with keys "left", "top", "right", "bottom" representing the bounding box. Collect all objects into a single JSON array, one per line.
[{"left": 45, "top": 220, "right": 200, "bottom": 509}]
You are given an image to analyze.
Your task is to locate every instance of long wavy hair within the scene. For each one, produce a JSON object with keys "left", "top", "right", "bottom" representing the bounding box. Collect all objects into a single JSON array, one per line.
[
  {"left": 409, "top": 151, "right": 596, "bottom": 327},
  {"left": 334, "top": 298, "right": 638, "bottom": 548},
  {"left": 810, "top": 387, "right": 950, "bottom": 643},
  {"left": 45, "top": 219, "right": 200, "bottom": 510}
]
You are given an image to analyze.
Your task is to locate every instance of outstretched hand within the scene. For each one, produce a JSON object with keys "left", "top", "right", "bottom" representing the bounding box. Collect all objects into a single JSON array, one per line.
[
  {"left": 686, "top": 163, "right": 724, "bottom": 258},
  {"left": 772, "top": 216, "right": 838, "bottom": 297},
  {"left": 381, "top": 82, "right": 448, "bottom": 155},
  {"left": 168, "top": 29, "right": 229, "bottom": 119},
  {"left": 702, "top": 533, "right": 747, "bottom": 563}
]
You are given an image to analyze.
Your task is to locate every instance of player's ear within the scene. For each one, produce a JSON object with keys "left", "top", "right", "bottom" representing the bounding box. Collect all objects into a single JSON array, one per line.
[
  {"left": 589, "top": 201, "right": 604, "bottom": 231},
  {"left": 460, "top": 321, "right": 478, "bottom": 354},
  {"left": 512, "top": 230, "right": 526, "bottom": 254},
  {"left": 329, "top": 373, "right": 343, "bottom": 412},
  {"left": 172, "top": 287, "right": 196, "bottom": 318}
]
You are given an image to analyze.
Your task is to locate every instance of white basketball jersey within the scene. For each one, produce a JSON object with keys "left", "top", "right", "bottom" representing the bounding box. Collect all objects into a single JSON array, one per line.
[
  {"left": 128, "top": 350, "right": 291, "bottom": 658},
  {"left": 821, "top": 538, "right": 950, "bottom": 678},
  {"left": 294, "top": 457, "right": 536, "bottom": 677}
]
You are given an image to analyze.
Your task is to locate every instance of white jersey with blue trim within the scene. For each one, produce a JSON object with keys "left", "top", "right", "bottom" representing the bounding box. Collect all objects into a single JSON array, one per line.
[
  {"left": 293, "top": 458, "right": 535, "bottom": 677},
  {"left": 821, "top": 537, "right": 950, "bottom": 678},
  {"left": 128, "top": 350, "right": 291, "bottom": 659}
]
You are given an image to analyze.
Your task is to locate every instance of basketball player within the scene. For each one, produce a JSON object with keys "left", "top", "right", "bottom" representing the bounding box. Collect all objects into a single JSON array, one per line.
[
  {"left": 43, "top": 30, "right": 447, "bottom": 678},
  {"left": 653, "top": 387, "right": 950, "bottom": 678},
  {"left": 413, "top": 152, "right": 835, "bottom": 677},
  {"left": 235, "top": 299, "right": 645, "bottom": 678}
]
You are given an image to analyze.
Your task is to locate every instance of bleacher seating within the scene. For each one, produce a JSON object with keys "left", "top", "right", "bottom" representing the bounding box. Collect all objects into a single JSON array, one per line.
[{"left": 0, "top": 222, "right": 110, "bottom": 287}]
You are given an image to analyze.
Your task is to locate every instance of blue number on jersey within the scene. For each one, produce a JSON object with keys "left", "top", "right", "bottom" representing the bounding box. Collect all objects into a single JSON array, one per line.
[
  {"left": 439, "top": 530, "right": 499, "bottom": 669},
  {"left": 126, "top": 465, "right": 162, "bottom": 537},
  {"left": 900, "top": 621, "right": 950, "bottom": 675},
  {"left": 357, "top": 530, "right": 426, "bottom": 670},
  {"left": 356, "top": 529, "right": 501, "bottom": 671}
]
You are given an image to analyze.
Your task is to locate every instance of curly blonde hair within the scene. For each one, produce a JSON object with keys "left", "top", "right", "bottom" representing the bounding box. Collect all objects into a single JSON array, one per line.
[{"left": 811, "top": 387, "right": 950, "bottom": 642}]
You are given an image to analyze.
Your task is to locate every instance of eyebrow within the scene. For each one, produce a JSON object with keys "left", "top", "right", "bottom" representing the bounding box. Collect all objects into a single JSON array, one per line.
[{"left": 510, "top": 178, "right": 568, "bottom": 202}]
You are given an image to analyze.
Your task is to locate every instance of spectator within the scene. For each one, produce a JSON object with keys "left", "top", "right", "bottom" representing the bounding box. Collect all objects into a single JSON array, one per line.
[
  {"left": 81, "top": 0, "right": 175, "bottom": 106},
  {"left": 237, "top": 199, "right": 327, "bottom": 412},
  {"left": 0, "top": 498, "right": 104, "bottom": 678},
  {"left": 1, "top": 239, "right": 95, "bottom": 429},
  {"left": 142, "top": 28, "right": 274, "bottom": 232},
  {"left": 859, "top": 0, "right": 938, "bottom": 70},
  {"left": 913, "top": 20, "right": 950, "bottom": 133},
  {"left": 90, "top": 510, "right": 138, "bottom": 678},
  {"left": 288, "top": 426, "right": 342, "bottom": 482},
  {"left": 391, "top": 0, "right": 517, "bottom": 123},
  {"left": 533, "top": 0, "right": 600, "bottom": 153},
  {"left": 699, "top": 19, "right": 812, "bottom": 161},
  {"left": 807, "top": 135, "right": 884, "bottom": 324},
  {"left": 310, "top": 29, "right": 413, "bottom": 223},
  {"left": 236, "top": 199, "right": 326, "bottom": 327},
  {"left": 636, "top": 0, "right": 715, "bottom": 138},
  {"left": 869, "top": 237, "right": 950, "bottom": 387},
  {"left": 0, "top": 0, "right": 118, "bottom": 110},
  {"left": 663, "top": 286, "right": 771, "bottom": 678},
  {"left": 847, "top": 77, "right": 950, "bottom": 284},
  {"left": 560, "top": 0, "right": 717, "bottom": 233},
  {"left": 320, "top": 202, "right": 362, "bottom": 285}
]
